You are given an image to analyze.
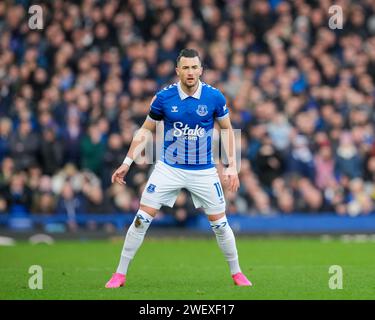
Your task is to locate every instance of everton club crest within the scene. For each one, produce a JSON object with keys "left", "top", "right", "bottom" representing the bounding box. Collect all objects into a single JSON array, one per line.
[
  {"left": 196, "top": 105, "right": 208, "bottom": 116},
  {"left": 147, "top": 184, "right": 156, "bottom": 193}
]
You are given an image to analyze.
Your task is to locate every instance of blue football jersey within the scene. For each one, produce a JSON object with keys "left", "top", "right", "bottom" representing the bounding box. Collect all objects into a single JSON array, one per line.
[{"left": 149, "top": 81, "right": 229, "bottom": 170}]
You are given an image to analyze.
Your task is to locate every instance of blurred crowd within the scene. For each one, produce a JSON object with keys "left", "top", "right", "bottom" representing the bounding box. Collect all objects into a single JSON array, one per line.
[{"left": 1, "top": 0, "right": 375, "bottom": 229}]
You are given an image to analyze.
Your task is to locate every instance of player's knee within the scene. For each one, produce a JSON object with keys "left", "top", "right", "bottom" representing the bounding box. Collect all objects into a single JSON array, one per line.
[
  {"left": 139, "top": 204, "right": 158, "bottom": 217},
  {"left": 207, "top": 212, "right": 225, "bottom": 222}
]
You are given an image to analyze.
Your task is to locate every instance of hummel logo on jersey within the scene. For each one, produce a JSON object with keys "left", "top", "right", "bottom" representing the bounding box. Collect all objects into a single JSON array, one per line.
[
  {"left": 171, "top": 106, "right": 178, "bottom": 112},
  {"left": 223, "top": 104, "right": 227, "bottom": 111},
  {"left": 196, "top": 105, "right": 208, "bottom": 116}
]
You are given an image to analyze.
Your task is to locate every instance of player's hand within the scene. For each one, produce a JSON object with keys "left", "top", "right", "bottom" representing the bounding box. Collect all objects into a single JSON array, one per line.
[
  {"left": 111, "top": 164, "right": 130, "bottom": 185},
  {"left": 222, "top": 166, "right": 240, "bottom": 193}
]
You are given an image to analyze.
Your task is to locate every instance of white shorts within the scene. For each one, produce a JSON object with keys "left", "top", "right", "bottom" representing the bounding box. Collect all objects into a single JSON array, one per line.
[{"left": 140, "top": 161, "right": 226, "bottom": 215}]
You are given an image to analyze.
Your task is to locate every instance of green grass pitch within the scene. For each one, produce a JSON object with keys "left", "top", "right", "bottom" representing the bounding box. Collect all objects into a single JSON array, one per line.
[{"left": 1, "top": 237, "right": 375, "bottom": 300}]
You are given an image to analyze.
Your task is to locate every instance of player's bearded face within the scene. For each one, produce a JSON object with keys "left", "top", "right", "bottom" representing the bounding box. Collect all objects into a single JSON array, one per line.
[{"left": 176, "top": 57, "right": 202, "bottom": 88}]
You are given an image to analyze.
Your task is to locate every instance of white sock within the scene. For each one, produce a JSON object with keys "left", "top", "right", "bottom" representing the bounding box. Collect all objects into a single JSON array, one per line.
[
  {"left": 116, "top": 210, "right": 154, "bottom": 275},
  {"left": 210, "top": 216, "right": 242, "bottom": 275}
]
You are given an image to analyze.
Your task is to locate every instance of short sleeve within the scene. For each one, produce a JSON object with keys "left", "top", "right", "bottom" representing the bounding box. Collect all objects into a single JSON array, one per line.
[
  {"left": 214, "top": 91, "right": 229, "bottom": 120},
  {"left": 149, "top": 94, "right": 164, "bottom": 121}
]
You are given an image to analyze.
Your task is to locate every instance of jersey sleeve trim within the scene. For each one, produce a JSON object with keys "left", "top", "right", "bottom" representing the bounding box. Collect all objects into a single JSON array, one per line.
[
  {"left": 216, "top": 113, "right": 230, "bottom": 121},
  {"left": 146, "top": 115, "right": 158, "bottom": 122},
  {"left": 148, "top": 111, "right": 163, "bottom": 121}
]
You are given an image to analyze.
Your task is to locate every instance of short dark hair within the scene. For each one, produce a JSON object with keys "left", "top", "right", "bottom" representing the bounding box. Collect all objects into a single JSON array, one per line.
[{"left": 176, "top": 48, "right": 200, "bottom": 64}]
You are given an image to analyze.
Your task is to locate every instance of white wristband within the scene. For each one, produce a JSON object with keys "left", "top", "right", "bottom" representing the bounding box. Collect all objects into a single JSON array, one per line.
[{"left": 122, "top": 156, "right": 133, "bottom": 167}]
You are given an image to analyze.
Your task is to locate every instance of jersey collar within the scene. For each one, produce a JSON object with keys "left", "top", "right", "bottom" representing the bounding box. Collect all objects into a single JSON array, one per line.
[{"left": 177, "top": 80, "right": 202, "bottom": 100}]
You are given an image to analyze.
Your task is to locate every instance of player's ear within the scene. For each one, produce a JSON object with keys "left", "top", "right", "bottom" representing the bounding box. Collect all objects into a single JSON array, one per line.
[
  {"left": 199, "top": 66, "right": 203, "bottom": 76},
  {"left": 175, "top": 66, "right": 180, "bottom": 76}
]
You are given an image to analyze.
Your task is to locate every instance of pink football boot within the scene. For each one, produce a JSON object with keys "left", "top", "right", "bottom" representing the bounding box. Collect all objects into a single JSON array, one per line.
[
  {"left": 105, "top": 273, "right": 126, "bottom": 288},
  {"left": 232, "top": 272, "right": 252, "bottom": 286}
]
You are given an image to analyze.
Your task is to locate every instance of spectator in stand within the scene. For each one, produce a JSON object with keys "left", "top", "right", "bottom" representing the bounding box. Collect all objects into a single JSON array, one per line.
[
  {"left": 32, "top": 192, "right": 57, "bottom": 215},
  {"left": 254, "top": 133, "right": 284, "bottom": 191},
  {"left": 364, "top": 144, "right": 375, "bottom": 183},
  {"left": 62, "top": 108, "right": 82, "bottom": 168},
  {"left": 81, "top": 183, "right": 116, "bottom": 231},
  {"left": 272, "top": 178, "right": 294, "bottom": 214},
  {"left": 346, "top": 178, "right": 374, "bottom": 216},
  {"left": 39, "top": 126, "right": 64, "bottom": 176},
  {"left": 288, "top": 135, "right": 315, "bottom": 181},
  {"left": 102, "top": 133, "right": 126, "bottom": 188},
  {"left": 8, "top": 119, "right": 40, "bottom": 171},
  {"left": 55, "top": 180, "right": 85, "bottom": 232},
  {"left": 0, "top": 117, "right": 12, "bottom": 163},
  {"left": 314, "top": 140, "right": 336, "bottom": 191},
  {"left": 80, "top": 122, "right": 105, "bottom": 177},
  {"left": 83, "top": 184, "right": 115, "bottom": 214},
  {"left": 335, "top": 132, "right": 363, "bottom": 179},
  {"left": 0, "top": 157, "right": 15, "bottom": 188},
  {"left": 1, "top": 172, "right": 32, "bottom": 215},
  {"left": 31, "top": 175, "right": 57, "bottom": 215}
]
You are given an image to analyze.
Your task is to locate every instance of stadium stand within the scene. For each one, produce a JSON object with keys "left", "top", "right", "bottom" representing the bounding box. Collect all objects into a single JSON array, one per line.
[{"left": 0, "top": 0, "right": 375, "bottom": 233}]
